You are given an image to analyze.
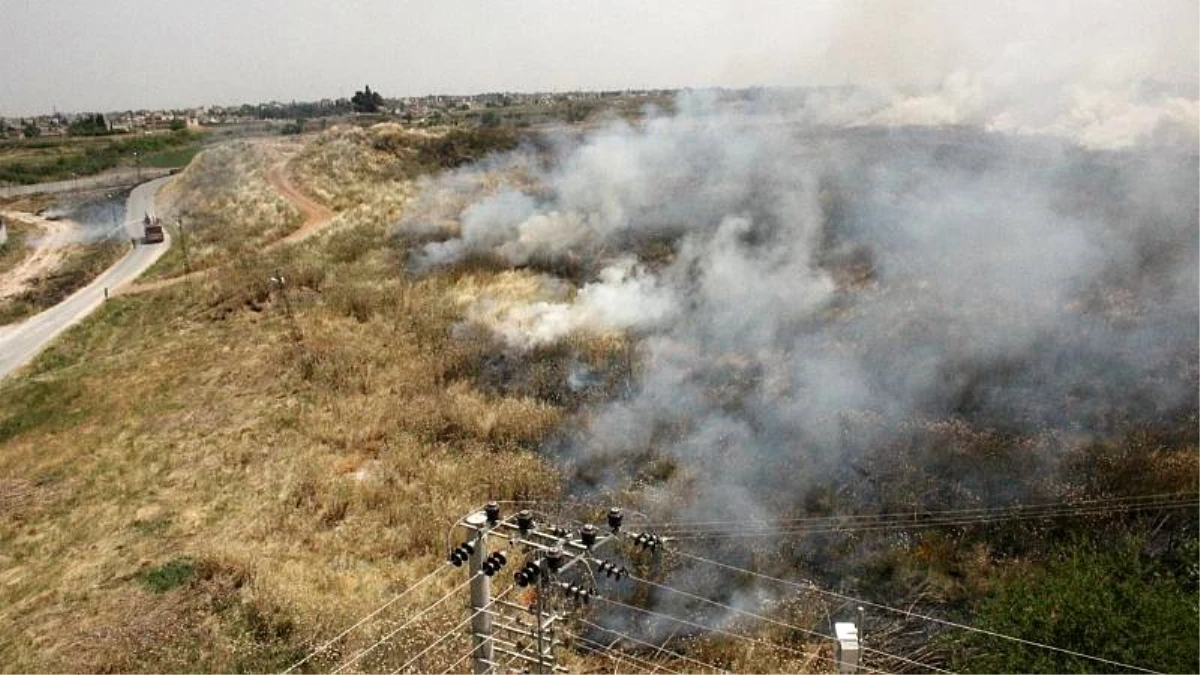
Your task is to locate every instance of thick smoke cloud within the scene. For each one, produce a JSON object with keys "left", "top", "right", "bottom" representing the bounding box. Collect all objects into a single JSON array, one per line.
[
  {"left": 386, "top": 1, "right": 1200, "bottom": 643},
  {"left": 399, "top": 88, "right": 1197, "bottom": 531},
  {"left": 813, "top": 0, "right": 1199, "bottom": 150}
]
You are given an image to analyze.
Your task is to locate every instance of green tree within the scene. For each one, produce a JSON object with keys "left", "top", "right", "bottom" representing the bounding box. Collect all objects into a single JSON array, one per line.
[
  {"left": 351, "top": 85, "right": 384, "bottom": 113},
  {"left": 281, "top": 118, "right": 305, "bottom": 135},
  {"left": 22, "top": 121, "right": 40, "bottom": 138},
  {"left": 480, "top": 111, "right": 501, "bottom": 128},
  {"left": 169, "top": 118, "right": 187, "bottom": 131},
  {"left": 68, "top": 113, "right": 109, "bottom": 136}
]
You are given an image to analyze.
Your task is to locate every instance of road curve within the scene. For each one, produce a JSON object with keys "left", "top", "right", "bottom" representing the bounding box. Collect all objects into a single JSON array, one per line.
[{"left": 0, "top": 176, "right": 173, "bottom": 381}]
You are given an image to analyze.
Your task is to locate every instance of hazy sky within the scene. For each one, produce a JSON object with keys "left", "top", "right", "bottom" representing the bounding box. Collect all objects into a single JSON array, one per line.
[{"left": 1, "top": 0, "right": 1195, "bottom": 116}]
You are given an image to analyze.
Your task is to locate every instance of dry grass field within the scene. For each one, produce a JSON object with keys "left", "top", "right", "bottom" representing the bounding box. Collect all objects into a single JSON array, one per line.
[
  {"left": 144, "top": 141, "right": 304, "bottom": 281},
  {"left": 0, "top": 126, "right": 636, "bottom": 673}
]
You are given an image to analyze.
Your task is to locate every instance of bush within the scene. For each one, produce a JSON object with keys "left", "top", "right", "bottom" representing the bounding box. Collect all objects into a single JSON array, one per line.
[
  {"left": 946, "top": 534, "right": 1199, "bottom": 673},
  {"left": 136, "top": 559, "right": 196, "bottom": 593}
]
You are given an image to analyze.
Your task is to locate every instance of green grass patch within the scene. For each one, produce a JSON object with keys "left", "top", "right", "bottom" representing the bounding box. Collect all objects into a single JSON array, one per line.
[
  {"left": 136, "top": 559, "right": 196, "bottom": 593},
  {"left": 139, "top": 144, "right": 202, "bottom": 169},
  {"left": 0, "top": 131, "right": 202, "bottom": 185},
  {"left": 28, "top": 293, "right": 157, "bottom": 376},
  {"left": 0, "top": 378, "right": 87, "bottom": 444}
]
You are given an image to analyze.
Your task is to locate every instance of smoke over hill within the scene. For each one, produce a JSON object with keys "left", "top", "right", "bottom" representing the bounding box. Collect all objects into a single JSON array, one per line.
[{"left": 399, "top": 90, "right": 1197, "bottom": 528}]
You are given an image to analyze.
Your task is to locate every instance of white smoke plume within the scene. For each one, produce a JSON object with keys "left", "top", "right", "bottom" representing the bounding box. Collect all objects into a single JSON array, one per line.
[
  {"left": 812, "top": 0, "right": 1199, "bottom": 150},
  {"left": 465, "top": 257, "right": 678, "bottom": 349},
  {"left": 398, "top": 85, "right": 1197, "bottom": 529}
]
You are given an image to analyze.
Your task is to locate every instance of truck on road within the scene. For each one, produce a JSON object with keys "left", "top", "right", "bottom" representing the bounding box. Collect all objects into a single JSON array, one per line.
[{"left": 142, "top": 213, "right": 164, "bottom": 244}]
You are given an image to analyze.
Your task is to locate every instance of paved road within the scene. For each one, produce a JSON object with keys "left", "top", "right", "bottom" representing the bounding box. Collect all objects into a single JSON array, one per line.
[{"left": 0, "top": 176, "right": 173, "bottom": 380}]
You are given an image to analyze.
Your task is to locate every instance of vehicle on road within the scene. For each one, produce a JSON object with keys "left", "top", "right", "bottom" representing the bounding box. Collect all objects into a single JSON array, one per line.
[{"left": 142, "top": 212, "right": 164, "bottom": 244}]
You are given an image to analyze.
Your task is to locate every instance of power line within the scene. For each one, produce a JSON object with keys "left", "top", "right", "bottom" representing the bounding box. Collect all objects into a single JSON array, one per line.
[
  {"left": 333, "top": 573, "right": 479, "bottom": 674},
  {"left": 577, "top": 639, "right": 655, "bottom": 674},
  {"left": 392, "top": 610, "right": 483, "bottom": 675},
  {"left": 645, "top": 492, "right": 1198, "bottom": 527},
  {"left": 657, "top": 492, "right": 1200, "bottom": 533},
  {"left": 595, "top": 592, "right": 882, "bottom": 674},
  {"left": 578, "top": 617, "right": 731, "bottom": 674},
  {"left": 662, "top": 498, "right": 1198, "bottom": 540},
  {"left": 283, "top": 563, "right": 450, "bottom": 673},
  {"left": 440, "top": 649, "right": 473, "bottom": 675},
  {"left": 391, "top": 586, "right": 513, "bottom": 675},
  {"left": 624, "top": 571, "right": 952, "bottom": 674},
  {"left": 565, "top": 630, "right": 683, "bottom": 675},
  {"left": 674, "top": 549, "right": 1163, "bottom": 674}
]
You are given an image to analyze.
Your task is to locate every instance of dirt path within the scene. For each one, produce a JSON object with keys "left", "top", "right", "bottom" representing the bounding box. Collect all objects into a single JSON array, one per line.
[
  {"left": 0, "top": 211, "right": 81, "bottom": 299},
  {"left": 121, "top": 163, "right": 334, "bottom": 296},
  {"left": 264, "top": 164, "right": 334, "bottom": 248}
]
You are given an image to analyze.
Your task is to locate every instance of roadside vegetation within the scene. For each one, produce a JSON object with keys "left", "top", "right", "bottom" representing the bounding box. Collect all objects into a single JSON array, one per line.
[
  {"left": 0, "top": 237, "right": 125, "bottom": 324},
  {"left": 0, "top": 217, "right": 34, "bottom": 276},
  {"left": 0, "top": 130, "right": 202, "bottom": 185}
]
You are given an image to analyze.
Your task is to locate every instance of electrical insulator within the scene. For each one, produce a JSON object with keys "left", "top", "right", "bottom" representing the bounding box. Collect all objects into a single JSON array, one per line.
[
  {"left": 546, "top": 547, "right": 565, "bottom": 572},
  {"left": 484, "top": 501, "right": 501, "bottom": 524},
  {"left": 580, "top": 524, "right": 597, "bottom": 548},
  {"left": 517, "top": 509, "right": 535, "bottom": 534},
  {"left": 515, "top": 561, "right": 541, "bottom": 587},
  {"left": 449, "top": 540, "right": 477, "bottom": 566},
  {"left": 558, "top": 582, "right": 595, "bottom": 603},
  {"left": 597, "top": 560, "right": 627, "bottom": 581},
  {"left": 632, "top": 532, "right": 660, "bottom": 551},
  {"left": 482, "top": 551, "right": 507, "bottom": 576},
  {"left": 607, "top": 507, "right": 623, "bottom": 532},
  {"left": 549, "top": 524, "right": 569, "bottom": 538}
]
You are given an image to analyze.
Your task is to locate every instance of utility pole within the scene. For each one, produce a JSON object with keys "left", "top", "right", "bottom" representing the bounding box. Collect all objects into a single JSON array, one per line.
[
  {"left": 106, "top": 193, "right": 118, "bottom": 235},
  {"left": 178, "top": 215, "right": 191, "bottom": 274},
  {"left": 535, "top": 560, "right": 549, "bottom": 674},
  {"left": 465, "top": 511, "right": 494, "bottom": 675},
  {"left": 270, "top": 271, "right": 301, "bottom": 342},
  {"left": 450, "top": 505, "right": 634, "bottom": 674}
]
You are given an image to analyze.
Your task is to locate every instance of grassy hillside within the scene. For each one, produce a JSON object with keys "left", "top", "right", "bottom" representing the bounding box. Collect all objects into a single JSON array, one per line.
[
  {"left": 145, "top": 141, "right": 303, "bottom": 280},
  {"left": 0, "top": 123, "right": 1195, "bottom": 674},
  {"left": 0, "top": 127, "right": 610, "bottom": 673}
]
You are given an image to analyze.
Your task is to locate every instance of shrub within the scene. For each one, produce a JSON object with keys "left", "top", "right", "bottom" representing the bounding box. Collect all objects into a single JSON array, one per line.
[
  {"left": 946, "top": 534, "right": 1199, "bottom": 674},
  {"left": 136, "top": 559, "right": 196, "bottom": 593}
]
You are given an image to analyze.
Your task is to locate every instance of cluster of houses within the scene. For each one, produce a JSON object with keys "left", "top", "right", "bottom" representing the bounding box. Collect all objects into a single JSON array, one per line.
[
  {"left": 2, "top": 88, "right": 674, "bottom": 139},
  {"left": 0, "top": 111, "right": 200, "bottom": 138}
]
